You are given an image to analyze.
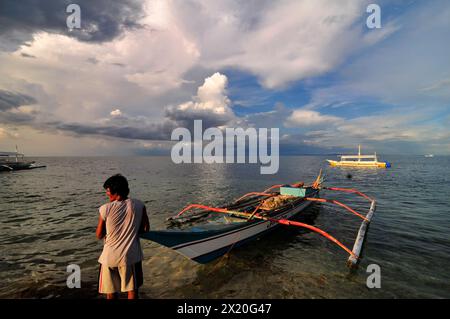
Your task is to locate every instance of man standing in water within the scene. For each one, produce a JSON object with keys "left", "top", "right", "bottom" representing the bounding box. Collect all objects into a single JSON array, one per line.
[{"left": 96, "top": 174, "right": 150, "bottom": 299}]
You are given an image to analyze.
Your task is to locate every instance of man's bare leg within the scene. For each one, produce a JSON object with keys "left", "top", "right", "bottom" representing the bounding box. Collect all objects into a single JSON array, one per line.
[{"left": 106, "top": 293, "right": 118, "bottom": 299}]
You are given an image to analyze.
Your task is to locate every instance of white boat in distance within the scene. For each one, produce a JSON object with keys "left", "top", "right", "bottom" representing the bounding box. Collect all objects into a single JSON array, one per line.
[
  {"left": 327, "top": 145, "right": 391, "bottom": 168},
  {"left": 0, "top": 146, "right": 46, "bottom": 172}
]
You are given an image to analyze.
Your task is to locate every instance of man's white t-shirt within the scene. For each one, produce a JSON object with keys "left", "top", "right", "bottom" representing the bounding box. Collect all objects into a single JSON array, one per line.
[{"left": 98, "top": 198, "right": 145, "bottom": 267}]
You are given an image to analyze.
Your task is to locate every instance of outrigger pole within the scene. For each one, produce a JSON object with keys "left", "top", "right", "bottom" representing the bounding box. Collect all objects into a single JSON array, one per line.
[{"left": 175, "top": 171, "right": 376, "bottom": 268}]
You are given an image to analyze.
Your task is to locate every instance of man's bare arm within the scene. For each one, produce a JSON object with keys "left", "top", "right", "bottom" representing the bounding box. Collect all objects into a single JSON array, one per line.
[
  {"left": 96, "top": 215, "right": 106, "bottom": 239},
  {"left": 139, "top": 206, "right": 150, "bottom": 234}
]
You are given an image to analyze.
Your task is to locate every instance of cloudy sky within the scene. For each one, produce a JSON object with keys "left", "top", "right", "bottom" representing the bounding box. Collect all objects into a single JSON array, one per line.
[{"left": 0, "top": 0, "right": 449, "bottom": 156}]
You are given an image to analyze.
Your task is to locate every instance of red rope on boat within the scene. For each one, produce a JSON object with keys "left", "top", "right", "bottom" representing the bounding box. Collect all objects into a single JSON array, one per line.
[
  {"left": 178, "top": 192, "right": 276, "bottom": 217},
  {"left": 174, "top": 203, "right": 356, "bottom": 258},
  {"left": 305, "top": 197, "right": 369, "bottom": 222},
  {"left": 262, "top": 184, "right": 284, "bottom": 193},
  {"left": 265, "top": 217, "right": 356, "bottom": 258},
  {"left": 176, "top": 204, "right": 225, "bottom": 217},
  {"left": 323, "top": 187, "right": 373, "bottom": 202}
]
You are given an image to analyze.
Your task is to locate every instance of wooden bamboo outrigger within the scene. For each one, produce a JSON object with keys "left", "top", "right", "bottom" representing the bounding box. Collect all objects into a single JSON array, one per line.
[
  {"left": 347, "top": 199, "right": 376, "bottom": 267},
  {"left": 322, "top": 186, "right": 376, "bottom": 267},
  {"left": 146, "top": 171, "right": 376, "bottom": 267}
]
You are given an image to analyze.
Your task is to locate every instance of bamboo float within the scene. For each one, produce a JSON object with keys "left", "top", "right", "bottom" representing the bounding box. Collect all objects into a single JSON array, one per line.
[{"left": 347, "top": 199, "right": 376, "bottom": 267}]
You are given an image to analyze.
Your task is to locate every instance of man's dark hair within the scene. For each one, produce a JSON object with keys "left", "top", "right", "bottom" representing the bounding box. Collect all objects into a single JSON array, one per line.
[{"left": 103, "top": 174, "right": 130, "bottom": 198}]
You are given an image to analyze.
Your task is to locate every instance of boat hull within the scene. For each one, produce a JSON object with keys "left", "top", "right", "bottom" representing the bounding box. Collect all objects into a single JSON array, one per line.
[
  {"left": 0, "top": 161, "right": 45, "bottom": 171},
  {"left": 141, "top": 190, "right": 318, "bottom": 263},
  {"left": 327, "top": 159, "right": 388, "bottom": 168}
]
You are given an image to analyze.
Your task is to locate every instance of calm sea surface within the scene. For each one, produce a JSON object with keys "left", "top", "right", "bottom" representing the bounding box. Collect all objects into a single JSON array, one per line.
[{"left": 0, "top": 156, "right": 449, "bottom": 298}]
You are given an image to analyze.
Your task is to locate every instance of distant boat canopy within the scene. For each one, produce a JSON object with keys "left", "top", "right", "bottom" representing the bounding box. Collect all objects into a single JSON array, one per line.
[{"left": 0, "top": 151, "right": 24, "bottom": 157}]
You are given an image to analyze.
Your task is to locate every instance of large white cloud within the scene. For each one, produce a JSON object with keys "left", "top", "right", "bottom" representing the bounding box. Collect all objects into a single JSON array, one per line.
[
  {"left": 165, "top": 72, "right": 236, "bottom": 127},
  {"left": 0, "top": 0, "right": 382, "bottom": 125},
  {"left": 169, "top": 0, "right": 375, "bottom": 89},
  {"left": 4, "top": 0, "right": 376, "bottom": 99}
]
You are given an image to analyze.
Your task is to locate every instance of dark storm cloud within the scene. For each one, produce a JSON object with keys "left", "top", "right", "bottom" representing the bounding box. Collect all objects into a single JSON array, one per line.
[
  {"left": 243, "top": 103, "right": 291, "bottom": 128},
  {"left": 0, "top": 0, "right": 145, "bottom": 50},
  {"left": 42, "top": 98, "right": 244, "bottom": 141},
  {"left": 51, "top": 120, "right": 176, "bottom": 141},
  {"left": 279, "top": 134, "right": 344, "bottom": 155},
  {"left": 0, "top": 111, "right": 36, "bottom": 123},
  {"left": 20, "top": 52, "right": 36, "bottom": 58},
  {"left": 0, "top": 92, "right": 235, "bottom": 141},
  {"left": 0, "top": 90, "right": 37, "bottom": 111},
  {"left": 0, "top": 112, "right": 175, "bottom": 140},
  {"left": 46, "top": 102, "right": 239, "bottom": 141},
  {"left": 165, "top": 106, "right": 235, "bottom": 130}
]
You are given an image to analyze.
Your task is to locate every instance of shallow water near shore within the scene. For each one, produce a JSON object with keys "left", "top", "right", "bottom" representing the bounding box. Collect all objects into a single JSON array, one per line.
[{"left": 1, "top": 155, "right": 449, "bottom": 298}]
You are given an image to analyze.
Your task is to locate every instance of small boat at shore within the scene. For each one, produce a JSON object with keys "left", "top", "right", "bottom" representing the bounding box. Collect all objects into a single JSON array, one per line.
[
  {"left": 141, "top": 171, "right": 376, "bottom": 268},
  {"left": 0, "top": 149, "right": 46, "bottom": 172},
  {"left": 327, "top": 145, "right": 391, "bottom": 168}
]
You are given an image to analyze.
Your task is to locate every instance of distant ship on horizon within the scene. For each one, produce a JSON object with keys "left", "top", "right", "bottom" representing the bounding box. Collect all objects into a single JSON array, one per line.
[
  {"left": 0, "top": 146, "right": 46, "bottom": 172},
  {"left": 326, "top": 145, "right": 391, "bottom": 168}
]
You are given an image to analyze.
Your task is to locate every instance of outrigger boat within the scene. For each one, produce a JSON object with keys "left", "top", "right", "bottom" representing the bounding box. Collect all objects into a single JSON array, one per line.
[
  {"left": 0, "top": 149, "right": 46, "bottom": 172},
  {"left": 327, "top": 145, "right": 391, "bottom": 168},
  {"left": 141, "top": 171, "right": 376, "bottom": 268}
]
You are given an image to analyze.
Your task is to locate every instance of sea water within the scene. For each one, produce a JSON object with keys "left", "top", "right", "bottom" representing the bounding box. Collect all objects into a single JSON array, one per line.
[{"left": 0, "top": 156, "right": 449, "bottom": 298}]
